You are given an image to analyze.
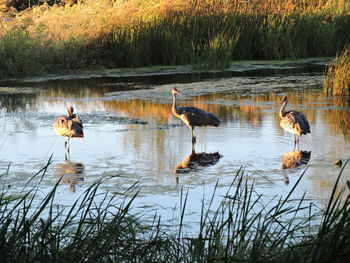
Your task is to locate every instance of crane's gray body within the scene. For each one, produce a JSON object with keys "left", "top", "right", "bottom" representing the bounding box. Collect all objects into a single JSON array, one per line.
[
  {"left": 176, "top": 106, "right": 220, "bottom": 128},
  {"left": 53, "top": 106, "right": 84, "bottom": 138},
  {"left": 280, "top": 110, "right": 310, "bottom": 136},
  {"left": 279, "top": 97, "right": 310, "bottom": 148},
  {"left": 54, "top": 106, "right": 84, "bottom": 159}
]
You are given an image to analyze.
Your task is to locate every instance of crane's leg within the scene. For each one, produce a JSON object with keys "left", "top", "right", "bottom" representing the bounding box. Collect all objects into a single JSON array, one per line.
[
  {"left": 191, "top": 140, "right": 196, "bottom": 154},
  {"left": 67, "top": 138, "right": 71, "bottom": 155},
  {"left": 296, "top": 136, "right": 300, "bottom": 150},
  {"left": 191, "top": 127, "right": 196, "bottom": 143}
]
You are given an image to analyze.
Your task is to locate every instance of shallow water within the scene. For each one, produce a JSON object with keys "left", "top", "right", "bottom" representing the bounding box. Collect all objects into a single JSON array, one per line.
[{"left": 0, "top": 61, "right": 349, "bottom": 226}]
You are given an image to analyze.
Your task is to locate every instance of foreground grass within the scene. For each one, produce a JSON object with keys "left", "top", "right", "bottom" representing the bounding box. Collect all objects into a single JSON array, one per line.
[
  {"left": 1, "top": 158, "right": 350, "bottom": 262},
  {"left": 0, "top": 0, "right": 349, "bottom": 78},
  {"left": 324, "top": 45, "right": 350, "bottom": 96}
]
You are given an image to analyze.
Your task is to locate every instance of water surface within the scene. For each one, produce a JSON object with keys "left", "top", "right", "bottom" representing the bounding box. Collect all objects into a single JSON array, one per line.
[{"left": 1, "top": 61, "right": 349, "bottom": 225}]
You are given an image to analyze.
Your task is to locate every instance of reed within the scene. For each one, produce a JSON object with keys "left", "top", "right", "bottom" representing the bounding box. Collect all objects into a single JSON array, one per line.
[
  {"left": 324, "top": 46, "right": 350, "bottom": 96},
  {"left": 1, "top": 157, "right": 350, "bottom": 262},
  {"left": 0, "top": 158, "right": 178, "bottom": 262}
]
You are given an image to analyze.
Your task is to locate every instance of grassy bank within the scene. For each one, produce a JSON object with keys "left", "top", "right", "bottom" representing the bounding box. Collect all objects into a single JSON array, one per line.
[
  {"left": 0, "top": 0, "right": 349, "bottom": 78},
  {"left": 1, "top": 158, "right": 350, "bottom": 262},
  {"left": 324, "top": 45, "right": 350, "bottom": 95}
]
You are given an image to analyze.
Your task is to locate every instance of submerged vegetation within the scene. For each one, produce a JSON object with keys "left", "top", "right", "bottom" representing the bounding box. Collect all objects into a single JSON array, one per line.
[
  {"left": 0, "top": 0, "right": 349, "bottom": 77},
  {"left": 1, "top": 158, "right": 350, "bottom": 262},
  {"left": 324, "top": 45, "right": 350, "bottom": 96}
]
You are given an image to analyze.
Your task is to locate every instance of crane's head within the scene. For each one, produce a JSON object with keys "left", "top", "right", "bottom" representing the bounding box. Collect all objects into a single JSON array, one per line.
[
  {"left": 281, "top": 96, "right": 288, "bottom": 104},
  {"left": 172, "top": 88, "right": 180, "bottom": 95}
]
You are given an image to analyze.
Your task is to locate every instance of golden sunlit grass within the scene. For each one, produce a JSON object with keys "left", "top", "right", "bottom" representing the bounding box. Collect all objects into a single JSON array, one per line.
[
  {"left": 0, "top": 0, "right": 349, "bottom": 77},
  {"left": 324, "top": 46, "right": 350, "bottom": 95},
  {"left": 4, "top": 0, "right": 347, "bottom": 42}
]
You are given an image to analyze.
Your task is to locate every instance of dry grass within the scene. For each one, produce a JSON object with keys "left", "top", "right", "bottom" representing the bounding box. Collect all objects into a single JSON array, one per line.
[
  {"left": 0, "top": 0, "right": 349, "bottom": 77},
  {"left": 324, "top": 46, "right": 350, "bottom": 95},
  {"left": 2, "top": 0, "right": 348, "bottom": 41}
]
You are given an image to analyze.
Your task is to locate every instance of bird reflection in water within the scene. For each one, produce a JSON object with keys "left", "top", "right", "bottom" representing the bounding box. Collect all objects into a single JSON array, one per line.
[
  {"left": 173, "top": 143, "right": 222, "bottom": 178},
  {"left": 281, "top": 150, "right": 311, "bottom": 169},
  {"left": 55, "top": 160, "right": 85, "bottom": 192}
]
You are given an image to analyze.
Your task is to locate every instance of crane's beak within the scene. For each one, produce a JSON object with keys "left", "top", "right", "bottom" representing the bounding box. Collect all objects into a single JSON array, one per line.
[{"left": 172, "top": 88, "right": 181, "bottom": 96}]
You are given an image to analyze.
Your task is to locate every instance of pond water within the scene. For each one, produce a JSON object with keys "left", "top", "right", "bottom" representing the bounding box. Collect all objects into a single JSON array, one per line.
[{"left": 0, "top": 60, "right": 349, "bottom": 226}]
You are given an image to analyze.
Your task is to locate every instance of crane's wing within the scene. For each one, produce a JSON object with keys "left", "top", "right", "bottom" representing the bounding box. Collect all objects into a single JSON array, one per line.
[
  {"left": 178, "top": 106, "right": 220, "bottom": 127},
  {"left": 71, "top": 118, "right": 84, "bottom": 138},
  {"left": 283, "top": 110, "right": 311, "bottom": 135}
]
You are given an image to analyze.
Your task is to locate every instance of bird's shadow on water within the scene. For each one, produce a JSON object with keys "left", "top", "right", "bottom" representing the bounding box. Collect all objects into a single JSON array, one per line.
[
  {"left": 280, "top": 150, "right": 311, "bottom": 184},
  {"left": 173, "top": 143, "right": 222, "bottom": 183},
  {"left": 54, "top": 159, "right": 85, "bottom": 193},
  {"left": 281, "top": 150, "right": 311, "bottom": 169}
]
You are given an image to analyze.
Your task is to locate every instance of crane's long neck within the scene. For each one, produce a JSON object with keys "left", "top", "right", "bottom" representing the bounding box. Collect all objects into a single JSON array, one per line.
[
  {"left": 172, "top": 93, "right": 181, "bottom": 118},
  {"left": 67, "top": 107, "right": 74, "bottom": 118},
  {"left": 279, "top": 100, "right": 287, "bottom": 118}
]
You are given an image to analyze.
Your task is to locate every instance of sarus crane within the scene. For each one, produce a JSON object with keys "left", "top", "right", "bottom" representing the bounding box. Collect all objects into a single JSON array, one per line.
[
  {"left": 279, "top": 96, "right": 310, "bottom": 149},
  {"left": 171, "top": 88, "right": 220, "bottom": 143},
  {"left": 53, "top": 106, "right": 84, "bottom": 156}
]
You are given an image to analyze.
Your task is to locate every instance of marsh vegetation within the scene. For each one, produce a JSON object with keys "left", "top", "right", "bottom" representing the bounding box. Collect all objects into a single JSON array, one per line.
[
  {"left": 1, "top": 1, "right": 350, "bottom": 261},
  {"left": 0, "top": 0, "right": 349, "bottom": 77},
  {"left": 324, "top": 46, "right": 350, "bottom": 95},
  {"left": 1, "top": 159, "right": 350, "bottom": 262}
]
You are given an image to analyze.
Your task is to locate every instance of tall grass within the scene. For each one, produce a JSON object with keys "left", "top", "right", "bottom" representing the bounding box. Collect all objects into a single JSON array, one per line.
[
  {"left": 324, "top": 45, "right": 350, "bottom": 96},
  {"left": 0, "top": 158, "right": 178, "bottom": 262},
  {"left": 1, "top": 158, "right": 350, "bottom": 262},
  {"left": 0, "top": 0, "right": 349, "bottom": 77}
]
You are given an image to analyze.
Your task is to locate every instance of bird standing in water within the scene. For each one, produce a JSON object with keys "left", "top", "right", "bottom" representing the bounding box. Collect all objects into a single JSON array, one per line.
[
  {"left": 171, "top": 88, "right": 220, "bottom": 143},
  {"left": 53, "top": 106, "right": 84, "bottom": 157},
  {"left": 279, "top": 96, "right": 310, "bottom": 149}
]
